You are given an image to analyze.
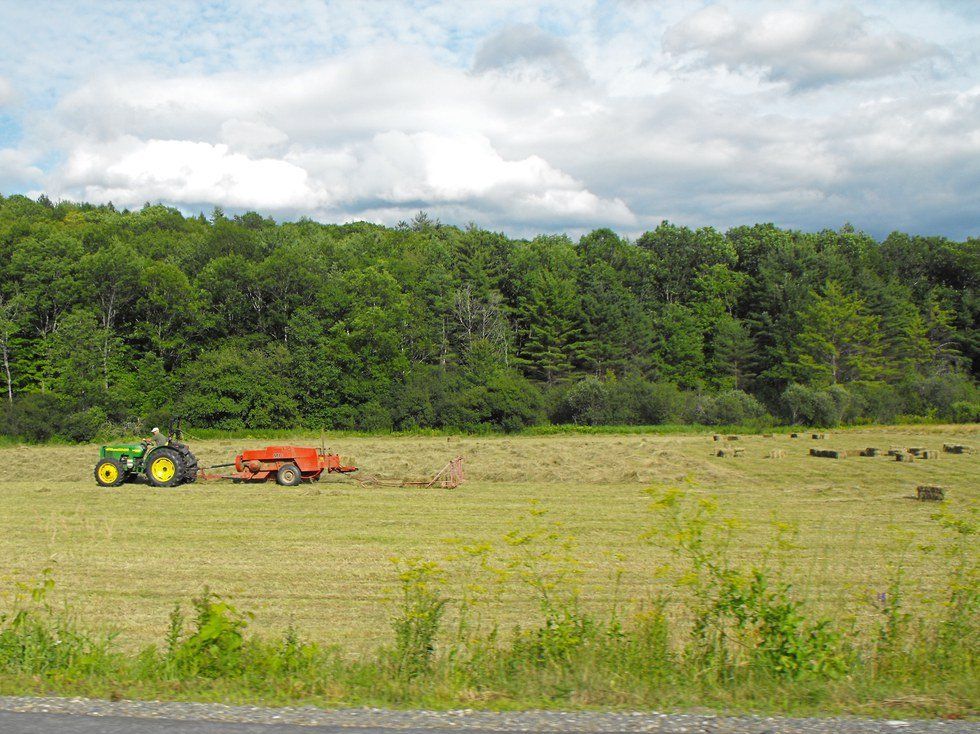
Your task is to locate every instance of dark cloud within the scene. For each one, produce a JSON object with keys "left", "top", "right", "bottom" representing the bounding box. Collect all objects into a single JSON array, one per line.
[{"left": 472, "top": 23, "right": 589, "bottom": 86}]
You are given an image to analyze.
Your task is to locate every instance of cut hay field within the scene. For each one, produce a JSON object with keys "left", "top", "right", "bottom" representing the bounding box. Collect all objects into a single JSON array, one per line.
[{"left": 0, "top": 426, "right": 976, "bottom": 652}]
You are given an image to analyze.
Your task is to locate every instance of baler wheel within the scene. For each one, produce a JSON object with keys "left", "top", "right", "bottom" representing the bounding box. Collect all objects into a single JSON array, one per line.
[
  {"left": 146, "top": 448, "right": 182, "bottom": 487},
  {"left": 276, "top": 463, "right": 302, "bottom": 487},
  {"left": 94, "top": 459, "right": 126, "bottom": 487}
]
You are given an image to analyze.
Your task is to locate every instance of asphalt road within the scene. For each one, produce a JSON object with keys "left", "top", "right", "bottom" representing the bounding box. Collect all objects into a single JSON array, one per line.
[
  {"left": 0, "top": 697, "right": 976, "bottom": 734},
  {"left": 0, "top": 712, "right": 521, "bottom": 733},
  {"left": 1, "top": 711, "right": 372, "bottom": 732}
]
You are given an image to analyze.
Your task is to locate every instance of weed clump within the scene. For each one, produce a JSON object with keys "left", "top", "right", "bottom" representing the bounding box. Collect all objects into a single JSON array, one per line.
[
  {"left": 0, "top": 569, "right": 115, "bottom": 677},
  {"left": 163, "top": 589, "right": 251, "bottom": 678},
  {"left": 389, "top": 559, "right": 446, "bottom": 679},
  {"left": 648, "top": 489, "right": 847, "bottom": 682}
]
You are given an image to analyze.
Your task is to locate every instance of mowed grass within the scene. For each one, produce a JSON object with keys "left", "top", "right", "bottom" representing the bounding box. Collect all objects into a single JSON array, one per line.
[{"left": 0, "top": 425, "right": 976, "bottom": 652}]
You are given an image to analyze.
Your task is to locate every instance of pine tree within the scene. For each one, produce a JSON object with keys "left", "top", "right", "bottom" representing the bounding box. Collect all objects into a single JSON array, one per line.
[
  {"left": 783, "top": 281, "right": 883, "bottom": 386},
  {"left": 516, "top": 270, "right": 586, "bottom": 383},
  {"left": 870, "top": 281, "right": 931, "bottom": 381},
  {"left": 709, "top": 315, "right": 756, "bottom": 390},
  {"left": 924, "top": 295, "right": 962, "bottom": 372}
]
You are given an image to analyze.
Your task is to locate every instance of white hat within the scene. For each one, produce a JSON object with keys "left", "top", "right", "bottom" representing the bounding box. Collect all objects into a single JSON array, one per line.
[{"left": 151, "top": 427, "right": 160, "bottom": 433}]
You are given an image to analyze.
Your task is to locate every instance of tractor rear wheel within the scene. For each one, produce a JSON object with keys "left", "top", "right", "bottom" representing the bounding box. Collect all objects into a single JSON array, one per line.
[
  {"left": 146, "top": 448, "right": 182, "bottom": 487},
  {"left": 276, "top": 463, "right": 302, "bottom": 486},
  {"left": 172, "top": 442, "right": 199, "bottom": 484},
  {"left": 94, "top": 459, "right": 126, "bottom": 487}
]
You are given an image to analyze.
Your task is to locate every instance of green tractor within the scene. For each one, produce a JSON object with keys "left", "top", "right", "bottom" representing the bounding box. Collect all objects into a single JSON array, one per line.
[{"left": 94, "top": 419, "right": 199, "bottom": 488}]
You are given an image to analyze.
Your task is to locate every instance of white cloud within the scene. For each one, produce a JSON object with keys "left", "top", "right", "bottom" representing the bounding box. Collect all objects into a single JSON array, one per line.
[
  {"left": 0, "top": 76, "right": 11, "bottom": 107},
  {"left": 0, "top": 1, "right": 978, "bottom": 238},
  {"left": 220, "top": 119, "right": 289, "bottom": 157},
  {"left": 0, "top": 148, "right": 42, "bottom": 189},
  {"left": 61, "top": 137, "right": 319, "bottom": 210},
  {"left": 44, "top": 122, "right": 634, "bottom": 228},
  {"left": 32, "top": 42, "right": 635, "bottom": 229},
  {"left": 664, "top": 4, "right": 940, "bottom": 89}
]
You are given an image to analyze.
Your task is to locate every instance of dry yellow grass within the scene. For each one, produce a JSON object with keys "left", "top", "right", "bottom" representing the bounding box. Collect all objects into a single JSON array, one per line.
[{"left": 0, "top": 425, "right": 976, "bottom": 651}]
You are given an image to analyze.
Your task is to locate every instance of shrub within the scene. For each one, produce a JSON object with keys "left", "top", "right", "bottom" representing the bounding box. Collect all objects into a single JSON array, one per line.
[
  {"left": 847, "top": 381, "right": 906, "bottom": 423},
  {"left": 781, "top": 384, "right": 848, "bottom": 427},
  {"left": 906, "top": 373, "right": 978, "bottom": 418},
  {"left": 480, "top": 371, "right": 544, "bottom": 432},
  {"left": 553, "top": 377, "right": 612, "bottom": 425},
  {"left": 0, "top": 392, "right": 64, "bottom": 442},
  {"left": 389, "top": 366, "right": 446, "bottom": 430},
  {"left": 59, "top": 406, "right": 108, "bottom": 443},
  {"left": 700, "top": 389, "right": 768, "bottom": 425},
  {"left": 950, "top": 400, "right": 980, "bottom": 423},
  {"left": 357, "top": 401, "right": 393, "bottom": 432},
  {"left": 609, "top": 378, "right": 683, "bottom": 424},
  {"left": 451, "top": 370, "right": 543, "bottom": 432}
]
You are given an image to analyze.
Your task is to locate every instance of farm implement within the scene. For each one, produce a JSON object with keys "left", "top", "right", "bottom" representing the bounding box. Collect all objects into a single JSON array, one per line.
[
  {"left": 199, "top": 445, "right": 357, "bottom": 486},
  {"left": 353, "top": 456, "right": 465, "bottom": 489}
]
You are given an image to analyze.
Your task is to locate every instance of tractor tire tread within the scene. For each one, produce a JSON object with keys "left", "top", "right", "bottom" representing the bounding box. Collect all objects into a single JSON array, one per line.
[{"left": 172, "top": 443, "right": 200, "bottom": 484}]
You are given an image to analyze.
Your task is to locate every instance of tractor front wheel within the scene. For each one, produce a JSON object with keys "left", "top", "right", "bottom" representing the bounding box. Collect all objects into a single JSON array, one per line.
[
  {"left": 94, "top": 459, "right": 126, "bottom": 487},
  {"left": 146, "top": 448, "right": 182, "bottom": 487},
  {"left": 276, "top": 463, "right": 302, "bottom": 486}
]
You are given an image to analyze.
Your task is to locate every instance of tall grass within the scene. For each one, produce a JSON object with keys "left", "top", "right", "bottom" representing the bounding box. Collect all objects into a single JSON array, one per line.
[{"left": 0, "top": 493, "right": 975, "bottom": 717}]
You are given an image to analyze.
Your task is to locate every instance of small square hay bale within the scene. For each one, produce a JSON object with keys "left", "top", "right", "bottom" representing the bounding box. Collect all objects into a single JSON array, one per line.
[
  {"left": 895, "top": 453, "right": 914, "bottom": 462},
  {"left": 920, "top": 450, "right": 939, "bottom": 459},
  {"left": 908, "top": 447, "right": 925, "bottom": 456},
  {"left": 716, "top": 448, "right": 744, "bottom": 458},
  {"left": 887, "top": 448, "right": 906, "bottom": 457},
  {"left": 916, "top": 485, "right": 944, "bottom": 501},
  {"left": 811, "top": 448, "right": 844, "bottom": 459},
  {"left": 811, "top": 433, "right": 828, "bottom": 439},
  {"left": 713, "top": 434, "right": 721, "bottom": 441},
  {"left": 860, "top": 448, "right": 879, "bottom": 457},
  {"left": 726, "top": 435, "right": 740, "bottom": 441},
  {"left": 790, "top": 433, "right": 800, "bottom": 438},
  {"left": 763, "top": 433, "right": 774, "bottom": 438},
  {"left": 943, "top": 444, "right": 970, "bottom": 454},
  {"left": 767, "top": 449, "right": 786, "bottom": 459}
]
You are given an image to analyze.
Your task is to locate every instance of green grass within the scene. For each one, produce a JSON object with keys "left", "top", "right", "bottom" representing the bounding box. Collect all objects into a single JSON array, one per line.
[{"left": 0, "top": 426, "right": 976, "bottom": 716}]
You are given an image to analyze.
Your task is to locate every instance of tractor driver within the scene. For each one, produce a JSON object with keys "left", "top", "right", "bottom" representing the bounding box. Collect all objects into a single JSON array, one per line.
[{"left": 150, "top": 427, "right": 168, "bottom": 447}]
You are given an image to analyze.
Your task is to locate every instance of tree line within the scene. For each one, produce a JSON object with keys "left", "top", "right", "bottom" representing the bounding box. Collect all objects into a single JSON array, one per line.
[{"left": 0, "top": 193, "right": 976, "bottom": 440}]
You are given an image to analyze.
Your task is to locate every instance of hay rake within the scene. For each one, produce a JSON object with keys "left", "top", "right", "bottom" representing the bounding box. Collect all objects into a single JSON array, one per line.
[{"left": 353, "top": 456, "right": 466, "bottom": 489}]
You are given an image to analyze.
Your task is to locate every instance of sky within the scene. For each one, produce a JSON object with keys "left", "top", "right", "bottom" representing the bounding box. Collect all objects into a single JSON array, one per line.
[{"left": 0, "top": 0, "right": 977, "bottom": 240}]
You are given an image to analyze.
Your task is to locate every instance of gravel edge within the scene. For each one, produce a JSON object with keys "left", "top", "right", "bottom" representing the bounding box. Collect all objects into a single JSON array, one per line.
[{"left": 0, "top": 696, "right": 976, "bottom": 733}]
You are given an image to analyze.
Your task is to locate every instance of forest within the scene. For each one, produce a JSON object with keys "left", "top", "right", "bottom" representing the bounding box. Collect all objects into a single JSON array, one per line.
[{"left": 0, "top": 193, "right": 976, "bottom": 441}]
